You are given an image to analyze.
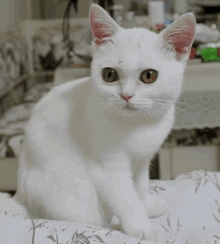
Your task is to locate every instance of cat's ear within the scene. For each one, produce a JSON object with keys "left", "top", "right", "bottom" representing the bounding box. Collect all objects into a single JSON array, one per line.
[
  {"left": 158, "top": 13, "right": 196, "bottom": 62},
  {"left": 89, "top": 4, "right": 121, "bottom": 46}
]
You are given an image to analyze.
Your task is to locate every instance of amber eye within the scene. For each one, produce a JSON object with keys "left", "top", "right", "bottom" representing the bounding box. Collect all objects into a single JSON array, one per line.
[
  {"left": 140, "top": 69, "right": 158, "bottom": 84},
  {"left": 102, "top": 68, "right": 119, "bottom": 82}
]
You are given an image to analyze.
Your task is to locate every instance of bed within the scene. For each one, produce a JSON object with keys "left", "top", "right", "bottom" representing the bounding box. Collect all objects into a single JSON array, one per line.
[{"left": 0, "top": 170, "right": 220, "bottom": 243}]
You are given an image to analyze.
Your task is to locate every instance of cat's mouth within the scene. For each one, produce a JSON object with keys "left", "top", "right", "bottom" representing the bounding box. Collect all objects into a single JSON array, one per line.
[{"left": 123, "top": 104, "right": 138, "bottom": 111}]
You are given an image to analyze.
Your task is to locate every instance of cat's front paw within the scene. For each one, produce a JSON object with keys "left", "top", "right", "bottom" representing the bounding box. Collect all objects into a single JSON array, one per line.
[
  {"left": 121, "top": 217, "right": 158, "bottom": 241},
  {"left": 145, "top": 194, "right": 167, "bottom": 218},
  {"left": 109, "top": 215, "right": 121, "bottom": 231}
]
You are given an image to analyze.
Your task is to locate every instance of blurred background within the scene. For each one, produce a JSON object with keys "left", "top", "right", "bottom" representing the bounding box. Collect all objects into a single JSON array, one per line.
[{"left": 0, "top": 0, "right": 220, "bottom": 196}]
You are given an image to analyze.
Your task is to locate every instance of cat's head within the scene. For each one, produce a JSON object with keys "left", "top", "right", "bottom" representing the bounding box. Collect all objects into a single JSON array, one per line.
[{"left": 89, "top": 4, "right": 196, "bottom": 118}]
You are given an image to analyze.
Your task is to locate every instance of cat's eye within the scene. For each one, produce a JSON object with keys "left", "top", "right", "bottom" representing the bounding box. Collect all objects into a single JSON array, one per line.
[
  {"left": 140, "top": 69, "right": 158, "bottom": 84},
  {"left": 102, "top": 68, "right": 119, "bottom": 82}
]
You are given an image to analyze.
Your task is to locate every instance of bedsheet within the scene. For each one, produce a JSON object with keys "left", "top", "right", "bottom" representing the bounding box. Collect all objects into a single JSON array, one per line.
[{"left": 0, "top": 170, "right": 220, "bottom": 244}]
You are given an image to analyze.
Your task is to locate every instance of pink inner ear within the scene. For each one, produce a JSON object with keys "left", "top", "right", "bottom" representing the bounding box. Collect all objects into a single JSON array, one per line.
[
  {"left": 164, "top": 18, "right": 195, "bottom": 60},
  {"left": 90, "top": 9, "right": 112, "bottom": 46}
]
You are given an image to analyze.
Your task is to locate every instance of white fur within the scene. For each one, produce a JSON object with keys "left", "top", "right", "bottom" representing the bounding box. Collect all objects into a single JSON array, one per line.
[{"left": 0, "top": 4, "right": 196, "bottom": 242}]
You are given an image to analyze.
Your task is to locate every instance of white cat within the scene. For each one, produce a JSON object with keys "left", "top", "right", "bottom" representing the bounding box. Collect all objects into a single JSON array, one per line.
[{"left": 0, "top": 4, "right": 196, "bottom": 241}]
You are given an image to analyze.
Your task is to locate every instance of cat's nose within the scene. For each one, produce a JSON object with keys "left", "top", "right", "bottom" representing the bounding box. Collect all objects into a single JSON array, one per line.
[{"left": 120, "top": 94, "right": 134, "bottom": 102}]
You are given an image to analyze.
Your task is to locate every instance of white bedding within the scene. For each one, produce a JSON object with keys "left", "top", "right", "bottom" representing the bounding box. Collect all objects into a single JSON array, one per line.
[{"left": 1, "top": 170, "right": 220, "bottom": 244}]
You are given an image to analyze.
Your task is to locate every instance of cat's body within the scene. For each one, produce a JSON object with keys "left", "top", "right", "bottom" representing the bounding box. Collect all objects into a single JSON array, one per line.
[
  {"left": 0, "top": 4, "right": 196, "bottom": 241},
  {"left": 15, "top": 75, "right": 173, "bottom": 218}
]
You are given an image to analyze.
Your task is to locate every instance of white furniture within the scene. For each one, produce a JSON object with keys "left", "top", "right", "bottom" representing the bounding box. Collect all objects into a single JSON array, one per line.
[
  {"left": 160, "top": 146, "right": 220, "bottom": 180},
  {"left": 183, "top": 61, "right": 220, "bottom": 93},
  {"left": 160, "top": 61, "right": 220, "bottom": 179}
]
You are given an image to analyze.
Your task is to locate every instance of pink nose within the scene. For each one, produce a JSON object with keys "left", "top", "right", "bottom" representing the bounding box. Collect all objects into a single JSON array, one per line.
[{"left": 120, "top": 94, "right": 134, "bottom": 102}]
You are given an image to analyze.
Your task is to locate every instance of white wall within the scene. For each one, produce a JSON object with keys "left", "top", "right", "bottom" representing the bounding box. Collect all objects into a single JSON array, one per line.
[
  {"left": 0, "top": 1, "right": 16, "bottom": 31},
  {"left": 31, "top": 0, "right": 133, "bottom": 20},
  {"left": 32, "top": 0, "right": 91, "bottom": 20},
  {"left": 0, "top": 0, "right": 31, "bottom": 31}
]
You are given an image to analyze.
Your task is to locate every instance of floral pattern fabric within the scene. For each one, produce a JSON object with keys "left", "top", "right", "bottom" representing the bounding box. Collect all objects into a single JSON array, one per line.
[{"left": 0, "top": 170, "right": 220, "bottom": 244}]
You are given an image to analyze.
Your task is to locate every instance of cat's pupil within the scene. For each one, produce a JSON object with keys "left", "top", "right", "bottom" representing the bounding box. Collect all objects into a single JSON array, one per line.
[
  {"left": 146, "top": 72, "right": 151, "bottom": 79},
  {"left": 108, "top": 72, "right": 112, "bottom": 78}
]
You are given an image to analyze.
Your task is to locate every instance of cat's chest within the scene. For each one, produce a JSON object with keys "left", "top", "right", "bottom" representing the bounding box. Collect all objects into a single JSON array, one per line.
[
  {"left": 122, "top": 113, "right": 174, "bottom": 157},
  {"left": 85, "top": 106, "right": 174, "bottom": 158},
  {"left": 124, "top": 126, "right": 163, "bottom": 155}
]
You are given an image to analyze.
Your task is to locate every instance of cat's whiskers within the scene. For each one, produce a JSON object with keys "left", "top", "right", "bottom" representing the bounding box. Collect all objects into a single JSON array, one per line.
[
  {"left": 140, "top": 104, "right": 161, "bottom": 119},
  {"left": 151, "top": 107, "right": 165, "bottom": 117},
  {"left": 133, "top": 98, "right": 186, "bottom": 108},
  {"left": 142, "top": 107, "right": 152, "bottom": 119},
  {"left": 153, "top": 105, "right": 165, "bottom": 115},
  {"left": 153, "top": 102, "right": 187, "bottom": 118},
  {"left": 153, "top": 101, "right": 186, "bottom": 114},
  {"left": 127, "top": 100, "right": 186, "bottom": 119},
  {"left": 152, "top": 98, "right": 186, "bottom": 106},
  {"left": 132, "top": 99, "right": 152, "bottom": 107},
  {"left": 174, "top": 108, "right": 187, "bottom": 117},
  {"left": 135, "top": 99, "right": 186, "bottom": 119}
]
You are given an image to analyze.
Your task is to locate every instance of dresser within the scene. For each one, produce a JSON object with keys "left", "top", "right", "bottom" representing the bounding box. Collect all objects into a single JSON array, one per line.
[{"left": 160, "top": 61, "right": 220, "bottom": 179}]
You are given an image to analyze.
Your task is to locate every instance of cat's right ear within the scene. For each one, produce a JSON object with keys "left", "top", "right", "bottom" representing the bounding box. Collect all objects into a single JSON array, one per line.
[
  {"left": 158, "top": 13, "right": 196, "bottom": 62},
  {"left": 89, "top": 4, "right": 121, "bottom": 46}
]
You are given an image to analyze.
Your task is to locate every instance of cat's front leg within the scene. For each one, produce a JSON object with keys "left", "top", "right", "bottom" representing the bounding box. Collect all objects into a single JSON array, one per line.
[
  {"left": 136, "top": 163, "right": 167, "bottom": 218},
  {"left": 90, "top": 155, "right": 157, "bottom": 241}
]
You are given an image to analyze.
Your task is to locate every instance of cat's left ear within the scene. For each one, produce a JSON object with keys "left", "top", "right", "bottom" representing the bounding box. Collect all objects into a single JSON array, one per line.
[
  {"left": 158, "top": 13, "right": 196, "bottom": 62},
  {"left": 89, "top": 4, "right": 121, "bottom": 46}
]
